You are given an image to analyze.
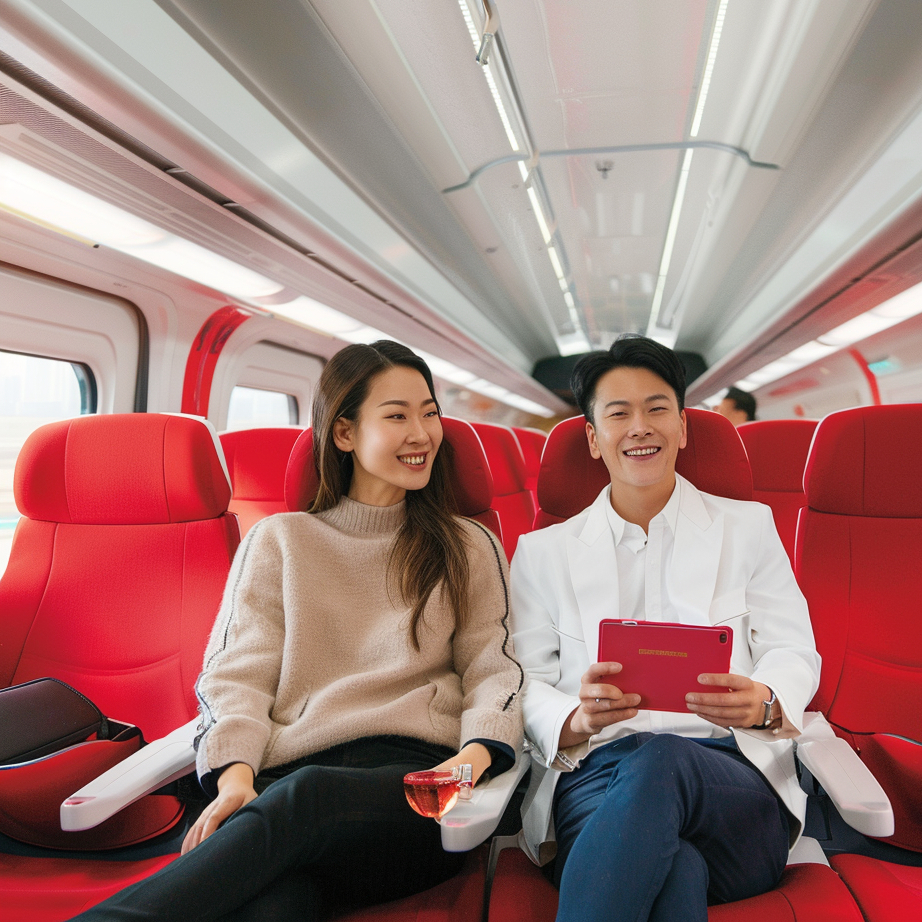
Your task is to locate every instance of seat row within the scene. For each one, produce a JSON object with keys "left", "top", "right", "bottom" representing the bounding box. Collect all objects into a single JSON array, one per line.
[
  {"left": 220, "top": 421, "right": 548, "bottom": 558},
  {"left": 0, "top": 408, "right": 919, "bottom": 920},
  {"left": 209, "top": 409, "right": 922, "bottom": 914},
  {"left": 220, "top": 417, "right": 820, "bottom": 568}
]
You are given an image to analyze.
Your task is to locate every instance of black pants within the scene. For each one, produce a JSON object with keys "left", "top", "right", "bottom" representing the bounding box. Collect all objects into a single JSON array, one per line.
[{"left": 69, "top": 736, "right": 465, "bottom": 922}]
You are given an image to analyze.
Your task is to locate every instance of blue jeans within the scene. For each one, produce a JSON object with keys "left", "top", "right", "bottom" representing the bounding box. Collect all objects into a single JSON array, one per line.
[{"left": 552, "top": 733, "right": 790, "bottom": 922}]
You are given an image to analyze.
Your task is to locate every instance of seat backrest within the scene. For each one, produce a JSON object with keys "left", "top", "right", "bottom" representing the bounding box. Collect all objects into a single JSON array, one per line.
[
  {"left": 220, "top": 427, "right": 303, "bottom": 535},
  {"left": 797, "top": 404, "right": 922, "bottom": 851},
  {"left": 512, "top": 427, "right": 547, "bottom": 500},
  {"left": 535, "top": 408, "right": 752, "bottom": 528},
  {"left": 472, "top": 422, "right": 536, "bottom": 559},
  {"left": 284, "top": 416, "right": 503, "bottom": 543},
  {"left": 0, "top": 414, "right": 239, "bottom": 739},
  {"left": 738, "top": 419, "right": 817, "bottom": 564}
]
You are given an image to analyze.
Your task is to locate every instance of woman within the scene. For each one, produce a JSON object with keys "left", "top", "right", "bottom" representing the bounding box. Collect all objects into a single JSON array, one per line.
[{"left": 71, "top": 341, "right": 523, "bottom": 921}]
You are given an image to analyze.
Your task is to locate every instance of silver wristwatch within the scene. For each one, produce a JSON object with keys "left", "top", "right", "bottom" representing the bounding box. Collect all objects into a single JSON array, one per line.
[{"left": 753, "top": 689, "right": 777, "bottom": 729}]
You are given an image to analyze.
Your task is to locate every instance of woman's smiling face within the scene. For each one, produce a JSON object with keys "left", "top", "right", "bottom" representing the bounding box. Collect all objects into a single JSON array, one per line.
[{"left": 333, "top": 365, "right": 443, "bottom": 506}]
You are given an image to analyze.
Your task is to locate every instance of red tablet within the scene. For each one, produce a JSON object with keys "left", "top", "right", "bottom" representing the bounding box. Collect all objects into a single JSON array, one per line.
[{"left": 597, "top": 620, "right": 733, "bottom": 713}]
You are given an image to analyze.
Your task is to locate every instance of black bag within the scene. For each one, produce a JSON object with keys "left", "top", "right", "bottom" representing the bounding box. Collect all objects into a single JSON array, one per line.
[{"left": 0, "top": 676, "right": 110, "bottom": 765}]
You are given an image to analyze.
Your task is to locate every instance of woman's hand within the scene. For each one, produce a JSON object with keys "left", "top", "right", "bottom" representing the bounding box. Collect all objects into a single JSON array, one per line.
[
  {"left": 559, "top": 662, "right": 642, "bottom": 749},
  {"left": 431, "top": 741, "right": 492, "bottom": 785},
  {"left": 181, "top": 762, "right": 257, "bottom": 855},
  {"left": 685, "top": 674, "right": 776, "bottom": 729}
]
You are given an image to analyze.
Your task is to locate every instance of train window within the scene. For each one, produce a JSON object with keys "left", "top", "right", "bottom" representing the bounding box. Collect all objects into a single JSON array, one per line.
[
  {"left": 225, "top": 386, "right": 298, "bottom": 430},
  {"left": 0, "top": 350, "right": 95, "bottom": 575}
]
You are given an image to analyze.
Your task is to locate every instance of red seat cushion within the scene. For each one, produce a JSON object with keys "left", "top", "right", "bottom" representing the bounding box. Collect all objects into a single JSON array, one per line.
[
  {"left": 708, "top": 863, "right": 863, "bottom": 921},
  {"left": 535, "top": 408, "right": 751, "bottom": 528},
  {"left": 220, "top": 428, "right": 302, "bottom": 535},
  {"left": 738, "top": 420, "right": 817, "bottom": 563},
  {"left": 0, "top": 853, "right": 177, "bottom": 922},
  {"left": 486, "top": 849, "right": 863, "bottom": 922},
  {"left": 831, "top": 854, "right": 922, "bottom": 922}
]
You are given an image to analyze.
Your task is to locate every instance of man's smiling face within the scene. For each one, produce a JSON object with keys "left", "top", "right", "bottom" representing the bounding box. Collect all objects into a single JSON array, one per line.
[{"left": 586, "top": 365, "right": 687, "bottom": 498}]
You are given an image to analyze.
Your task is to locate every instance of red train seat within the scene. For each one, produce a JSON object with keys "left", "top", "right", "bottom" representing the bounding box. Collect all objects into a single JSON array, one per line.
[
  {"left": 219, "top": 427, "right": 303, "bottom": 535},
  {"left": 471, "top": 422, "right": 536, "bottom": 559},
  {"left": 534, "top": 408, "right": 752, "bottom": 528},
  {"left": 0, "top": 413, "right": 239, "bottom": 919},
  {"left": 512, "top": 427, "right": 547, "bottom": 504},
  {"left": 830, "top": 854, "right": 922, "bottom": 922},
  {"left": 797, "top": 404, "right": 922, "bottom": 852},
  {"left": 494, "top": 408, "right": 876, "bottom": 922},
  {"left": 738, "top": 419, "right": 817, "bottom": 564},
  {"left": 285, "top": 416, "right": 503, "bottom": 544}
]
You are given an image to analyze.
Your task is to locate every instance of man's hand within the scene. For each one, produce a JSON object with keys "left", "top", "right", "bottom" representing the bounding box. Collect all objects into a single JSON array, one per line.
[
  {"left": 558, "top": 662, "right": 642, "bottom": 749},
  {"left": 182, "top": 762, "right": 257, "bottom": 855},
  {"left": 685, "top": 674, "right": 775, "bottom": 729}
]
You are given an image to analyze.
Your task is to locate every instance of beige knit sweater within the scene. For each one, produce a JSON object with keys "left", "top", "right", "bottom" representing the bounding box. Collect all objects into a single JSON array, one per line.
[{"left": 195, "top": 497, "right": 523, "bottom": 780}]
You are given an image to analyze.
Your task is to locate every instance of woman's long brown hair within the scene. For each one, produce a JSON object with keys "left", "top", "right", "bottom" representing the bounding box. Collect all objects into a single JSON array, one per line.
[{"left": 309, "top": 341, "right": 470, "bottom": 649}]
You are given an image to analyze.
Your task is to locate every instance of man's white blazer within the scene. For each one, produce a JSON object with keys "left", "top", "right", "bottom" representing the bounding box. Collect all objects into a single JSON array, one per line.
[{"left": 510, "top": 475, "right": 821, "bottom": 862}]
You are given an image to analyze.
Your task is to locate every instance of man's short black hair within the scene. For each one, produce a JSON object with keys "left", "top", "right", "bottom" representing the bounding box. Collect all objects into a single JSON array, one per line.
[
  {"left": 571, "top": 334, "right": 687, "bottom": 423},
  {"left": 725, "top": 386, "right": 757, "bottom": 421}
]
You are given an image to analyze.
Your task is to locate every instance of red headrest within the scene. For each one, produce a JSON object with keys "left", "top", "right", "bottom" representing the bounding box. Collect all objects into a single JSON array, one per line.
[
  {"left": 537, "top": 408, "right": 752, "bottom": 521},
  {"left": 284, "top": 428, "right": 319, "bottom": 511},
  {"left": 805, "top": 405, "right": 922, "bottom": 516},
  {"left": 678, "top": 409, "right": 752, "bottom": 500},
  {"left": 471, "top": 423, "right": 528, "bottom": 494},
  {"left": 220, "top": 428, "right": 302, "bottom": 500},
  {"left": 737, "top": 420, "right": 817, "bottom": 493},
  {"left": 14, "top": 414, "right": 232, "bottom": 524},
  {"left": 284, "top": 417, "right": 495, "bottom": 516},
  {"left": 513, "top": 427, "right": 547, "bottom": 474}
]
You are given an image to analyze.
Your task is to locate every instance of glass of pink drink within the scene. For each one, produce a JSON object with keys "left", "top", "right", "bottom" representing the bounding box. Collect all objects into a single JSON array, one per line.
[{"left": 403, "top": 764, "right": 473, "bottom": 820}]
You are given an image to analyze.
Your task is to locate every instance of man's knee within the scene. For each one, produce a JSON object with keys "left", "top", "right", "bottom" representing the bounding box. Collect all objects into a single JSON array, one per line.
[
  {"left": 606, "top": 735, "right": 711, "bottom": 801},
  {"left": 626, "top": 734, "right": 703, "bottom": 774}
]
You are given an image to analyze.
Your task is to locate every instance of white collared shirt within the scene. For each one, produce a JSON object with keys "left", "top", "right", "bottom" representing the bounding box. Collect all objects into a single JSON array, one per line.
[{"left": 602, "top": 478, "right": 681, "bottom": 625}]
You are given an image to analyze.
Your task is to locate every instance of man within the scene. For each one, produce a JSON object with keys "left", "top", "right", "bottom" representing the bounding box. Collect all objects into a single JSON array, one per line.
[
  {"left": 714, "top": 385, "right": 757, "bottom": 427},
  {"left": 510, "top": 336, "right": 819, "bottom": 922}
]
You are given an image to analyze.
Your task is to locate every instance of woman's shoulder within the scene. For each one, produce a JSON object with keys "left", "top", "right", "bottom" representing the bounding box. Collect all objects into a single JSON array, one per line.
[
  {"left": 240, "top": 511, "right": 323, "bottom": 548},
  {"left": 454, "top": 515, "right": 506, "bottom": 562}
]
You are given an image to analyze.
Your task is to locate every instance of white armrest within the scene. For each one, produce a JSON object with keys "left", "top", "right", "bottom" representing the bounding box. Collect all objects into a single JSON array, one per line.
[
  {"left": 60, "top": 718, "right": 199, "bottom": 831},
  {"left": 439, "top": 749, "right": 530, "bottom": 852},
  {"left": 797, "top": 712, "right": 894, "bottom": 838}
]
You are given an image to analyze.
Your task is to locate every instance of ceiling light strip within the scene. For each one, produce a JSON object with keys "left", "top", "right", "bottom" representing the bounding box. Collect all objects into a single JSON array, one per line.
[
  {"left": 526, "top": 185, "right": 553, "bottom": 244},
  {"left": 646, "top": 0, "right": 729, "bottom": 340},
  {"left": 457, "top": 0, "right": 585, "bottom": 353},
  {"left": 647, "top": 148, "right": 695, "bottom": 336},
  {"left": 690, "top": 0, "right": 729, "bottom": 138},
  {"left": 459, "top": 0, "right": 520, "bottom": 152}
]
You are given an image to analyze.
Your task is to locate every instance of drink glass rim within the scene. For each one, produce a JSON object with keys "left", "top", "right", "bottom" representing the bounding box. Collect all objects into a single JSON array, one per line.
[{"left": 403, "top": 769, "right": 458, "bottom": 784}]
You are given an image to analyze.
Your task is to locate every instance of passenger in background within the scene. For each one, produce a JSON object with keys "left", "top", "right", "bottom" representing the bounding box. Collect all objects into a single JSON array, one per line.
[
  {"left": 714, "top": 385, "right": 757, "bottom": 426},
  {"left": 69, "top": 341, "right": 523, "bottom": 922},
  {"left": 510, "top": 335, "right": 818, "bottom": 922}
]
